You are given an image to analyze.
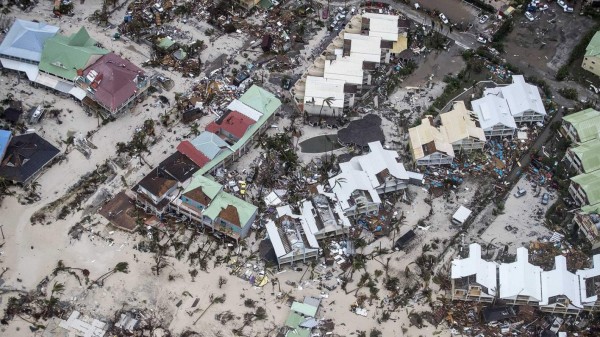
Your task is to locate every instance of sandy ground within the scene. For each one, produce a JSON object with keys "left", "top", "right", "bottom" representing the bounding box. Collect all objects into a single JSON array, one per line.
[{"left": 0, "top": 2, "right": 567, "bottom": 337}]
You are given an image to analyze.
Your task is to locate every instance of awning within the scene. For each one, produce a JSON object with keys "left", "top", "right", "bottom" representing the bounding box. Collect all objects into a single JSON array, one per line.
[
  {"left": 0, "top": 58, "right": 39, "bottom": 81},
  {"left": 34, "top": 73, "right": 85, "bottom": 100}
]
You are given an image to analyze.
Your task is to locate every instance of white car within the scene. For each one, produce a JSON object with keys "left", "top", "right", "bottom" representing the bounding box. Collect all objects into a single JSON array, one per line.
[
  {"left": 479, "top": 15, "right": 489, "bottom": 24},
  {"left": 538, "top": 4, "right": 549, "bottom": 11},
  {"left": 439, "top": 13, "right": 449, "bottom": 24},
  {"left": 477, "top": 36, "right": 487, "bottom": 44},
  {"left": 564, "top": 6, "right": 574, "bottom": 12},
  {"left": 525, "top": 11, "right": 534, "bottom": 21},
  {"left": 557, "top": 0, "right": 566, "bottom": 7}
]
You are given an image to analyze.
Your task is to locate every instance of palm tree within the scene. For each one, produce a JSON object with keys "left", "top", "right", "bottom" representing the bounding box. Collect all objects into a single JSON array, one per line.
[
  {"left": 332, "top": 177, "right": 347, "bottom": 190},
  {"left": 318, "top": 97, "right": 334, "bottom": 126},
  {"left": 89, "top": 262, "right": 129, "bottom": 288}
]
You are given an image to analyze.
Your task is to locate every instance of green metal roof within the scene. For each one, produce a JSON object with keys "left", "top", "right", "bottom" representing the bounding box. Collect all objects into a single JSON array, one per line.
[
  {"left": 286, "top": 328, "right": 311, "bottom": 337},
  {"left": 195, "top": 86, "right": 280, "bottom": 176},
  {"left": 586, "top": 31, "right": 600, "bottom": 57},
  {"left": 571, "top": 170, "right": 600, "bottom": 206},
  {"left": 290, "top": 302, "right": 317, "bottom": 317},
  {"left": 158, "top": 37, "right": 176, "bottom": 50},
  {"left": 202, "top": 190, "right": 257, "bottom": 226},
  {"left": 285, "top": 311, "right": 303, "bottom": 329},
  {"left": 581, "top": 203, "right": 600, "bottom": 214},
  {"left": 570, "top": 140, "right": 600, "bottom": 173},
  {"left": 39, "top": 27, "right": 108, "bottom": 80},
  {"left": 183, "top": 175, "right": 222, "bottom": 199},
  {"left": 238, "top": 85, "right": 282, "bottom": 116},
  {"left": 562, "top": 108, "right": 600, "bottom": 143}
]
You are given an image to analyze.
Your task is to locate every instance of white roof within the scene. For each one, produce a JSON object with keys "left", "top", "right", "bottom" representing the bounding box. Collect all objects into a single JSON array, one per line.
[
  {"left": 264, "top": 191, "right": 282, "bottom": 206},
  {"left": 451, "top": 243, "right": 498, "bottom": 295},
  {"left": 0, "top": 19, "right": 59, "bottom": 62},
  {"left": 348, "top": 141, "right": 409, "bottom": 185},
  {"left": 304, "top": 76, "right": 345, "bottom": 108},
  {"left": 34, "top": 72, "right": 86, "bottom": 100},
  {"left": 484, "top": 75, "right": 546, "bottom": 118},
  {"left": 227, "top": 99, "right": 262, "bottom": 121},
  {"left": 329, "top": 169, "right": 381, "bottom": 211},
  {"left": 498, "top": 247, "right": 543, "bottom": 301},
  {"left": 452, "top": 206, "right": 472, "bottom": 223},
  {"left": 328, "top": 141, "right": 409, "bottom": 210},
  {"left": 344, "top": 33, "right": 382, "bottom": 63},
  {"left": 323, "top": 57, "right": 364, "bottom": 84},
  {"left": 362, "top": 13, "right": 400, "bottom": 41},
  {"left": 300, "top": 200, "right": 320, "bottom": 248},
  {"left": 0, "top": 58, "right": 39, "bottom": 80},
  {"left": 266, "top": 220, "right": 287, "bottom": 258},
  {"left": 540, "top": 255, "right": 582, "bottom": 309},
  {"left": 471, "top": 94, "right": 517, "bottom": 131},
  {"left": 576, "top": 254, "right": 600, "bottom": 304}
]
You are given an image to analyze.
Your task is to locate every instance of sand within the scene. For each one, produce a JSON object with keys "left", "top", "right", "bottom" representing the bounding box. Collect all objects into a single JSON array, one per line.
[{"left": 0, "top": 2, "right": 556, "bottom": 337}]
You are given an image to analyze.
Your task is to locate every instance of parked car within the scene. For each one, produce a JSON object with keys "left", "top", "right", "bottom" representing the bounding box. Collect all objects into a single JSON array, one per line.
[
  {"left": 477, "top": 36, "right": 487, "bottom": 44},
  {"left": 564, "top": 6, "right": 574, "bottom": 12},
  {"left": 557, "top": 0, "right": 566, "bottom": 7},
  {"left": 525, "top": 11, "right": 535, "bottom": 21},
  {"left": 479, "top": 15, "right": 489, "bottom": 24},
  {"left": 541, "top": 193, "right": 549, "bottom": 205},
  {"left": 538, "top": 4, "right": 549, "bottom": 11},
  {"left": 514, "top": 187, "right": 527, "bottom": 198},
  {"left": 439, "top": 13, "right": 449, "bottom": 24}
]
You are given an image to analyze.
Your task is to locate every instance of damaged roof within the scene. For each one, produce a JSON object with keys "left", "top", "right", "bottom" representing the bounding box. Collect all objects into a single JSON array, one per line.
[
  {"left": 136, "top": 168, "right": 177, "bottom": 198},
  {"left": 0, "top": 132, "right": 60, "bottom": 184},
  {"left": 206, "top": 110, "right": 256, "bottom": 140},
  {"left": 203, "top": 191, "right": 257, "bottom": 227},
  {"left": 82, "top": 53, "right": 145, "bottom": 113}
]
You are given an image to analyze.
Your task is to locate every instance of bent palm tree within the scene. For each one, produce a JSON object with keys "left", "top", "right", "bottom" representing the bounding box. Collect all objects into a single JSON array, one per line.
[
  {"left": 318, "top": 97, "right": 335, "bottom": 126},
  {"left": 89, "top": 262, "right": 129, "bottom": 288}
]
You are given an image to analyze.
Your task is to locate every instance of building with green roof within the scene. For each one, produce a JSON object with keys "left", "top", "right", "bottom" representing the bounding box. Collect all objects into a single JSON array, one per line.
[
  {"left": 583, "top": 31, "right": 600, "bottom": 77},
  {"left": 569, "top": 170, "right": 600, "bottom": 211},
  {"left": 202, "top": 191, "right": 257, "bottom": 239},
  {"left": 239, "top": 85, "right": 282, "bottom": 116},
  {"left": 562, "top": 108, "right": 600, "bottom": 144},
  {"left": 39, "top": 27, "right": 108, "bottom": 81},
  {"left": 290, "top": 301, "right": 318, "bottom": 317},
  {"left": 565, "top": 140, "right": 600, "bottom": 174},
  {"left": 196, "top": 85, "right": 281, "bottom": 176},
  {"left": 173, "top": 175, "right": 257, "bottom": 241}
]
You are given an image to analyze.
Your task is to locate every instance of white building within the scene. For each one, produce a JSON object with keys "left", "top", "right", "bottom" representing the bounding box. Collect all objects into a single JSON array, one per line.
[
  {"left": 484, "top": 75, "right": 546, "bottom": 123},
  {"left": 328, "top": 141, "right": 411, "bottom": 216},
  {"left": 576, "top": 255, "right": 600, "bottom": 311},
  {"left": 265, "top": 217, "right": 320, "bottom": 267},
  {"left": 471, "top": 94, "right": 517, "bottom": 138},
  {"left": 498, "top": 247, "right": 542, "bottom": 305},
  {"left": 540, "top": 255, "right": 583, "bottom": 314},
  {"left": 451, "top": 205, "right": 472, "bottom": 225},
  {"left": 451, "top": 243, "right": 498, "bottom": 303},
  {"left": 303, "top": 76, "right": 346, "bottom": 117}
]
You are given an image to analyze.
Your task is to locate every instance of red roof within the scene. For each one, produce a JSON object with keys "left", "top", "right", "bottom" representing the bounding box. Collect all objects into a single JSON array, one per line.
[
  {"left": 83, "top": 53, "right": 145, "bottom": 113},
  {"left": 176, "top": 141, "right": 210, "bottom": 167},
  {"left": 206, "top": 110, "right": 255, "bottom": 140}
]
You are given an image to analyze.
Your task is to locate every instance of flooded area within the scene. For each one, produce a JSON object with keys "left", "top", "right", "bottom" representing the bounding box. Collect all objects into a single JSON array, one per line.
[
  {"left": 299, "top": 134, "right": 343, "bottom": 153},
  {"left": 409, "top": 0, "right": 479, "bottom": 24}
]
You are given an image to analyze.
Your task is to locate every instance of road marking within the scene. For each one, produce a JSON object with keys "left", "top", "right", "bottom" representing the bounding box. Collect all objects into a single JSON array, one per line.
[{"left": 454, "top": 40, "right": 471, "bottom": 50}]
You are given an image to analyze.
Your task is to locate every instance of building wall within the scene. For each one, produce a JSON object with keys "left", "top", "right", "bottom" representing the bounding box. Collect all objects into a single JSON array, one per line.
[
  {"left": 181, "top": 196, "right": 207, "bottom": 212},
  {"left": 582, "top": 55, "right": 600, "bottom": 77},
  {"left": 561, "top": 123, "right": 581, "bottom": 143},
  {"left": 565, "top": 149, "right": 585, "bottom": 174},
  {"left": 569, "top": 182, "right": 589, "bottom": 206},
  {"left": 513, "top": 110, "right": 544, "bottom": 123},
  {"left": 484, "top": 124, "right": 515, "bottom": 137},
  {"left": 416, "top": 152, "right": 453, "bottom": 166},
  {"left": 451, "top": 138, "right": 485, "bottom": 152}
]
